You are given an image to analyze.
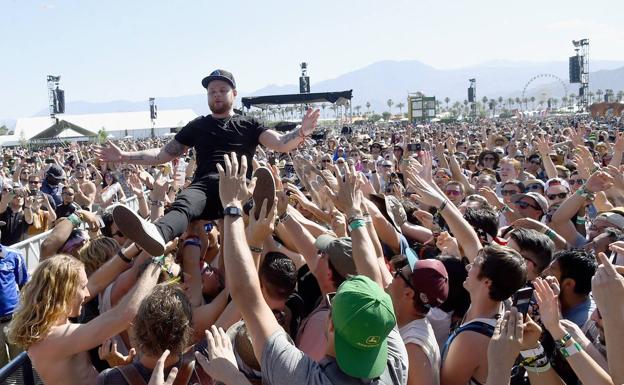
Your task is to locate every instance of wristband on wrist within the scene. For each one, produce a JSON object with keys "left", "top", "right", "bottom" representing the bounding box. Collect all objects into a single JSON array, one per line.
[
  {"left": 149, "top": 199, "right": 164, "bottom": 207},
  {"left": 575, "top": 185, "right": 595, "bottom": 199},
  {"left": 183, "top": 238, "right": 202, "bottom": 248},
  {"left": 544, "top": 229, "right": 556, "bottom": 240},
  {"left": 575, "top": 217, "right": 586, "bottom": 225},
  {"left": 151, "top": 255, "right": 165, "bottom": 267},
  {"left": 348, "top": 219, "right": 366, "bottom": 232},
  {"left": 524, "top": 362, "right": 552, "bottom": 373},
  {"left": 560, "top": 341, "right": 583, "bottom": 358},
  {"left": 117, "top": 250, "right": 132, "bottom": 264},
  {"left": 520, "top": 344, "right": 545, "bottom": 358},
  {"left": 555, "top": 332, "right": 572, "bottom": 348},
  {"left": 67, "top": 213, "right": 82, "bottom": 228},
  {"left": 250, "top": 246, "right": 263, "bottom": 253},
  {"left": 500, "top": 204, "right": 510, "bottom": 213}
]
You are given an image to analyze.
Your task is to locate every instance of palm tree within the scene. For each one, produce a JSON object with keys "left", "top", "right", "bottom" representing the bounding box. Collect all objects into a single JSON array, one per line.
[
  {"left": 481, "top": 96, "right": 488, "bottom": 105},
  {"left": 596, "top": 89, "right": 604, "bottom": 103},
  {"left": 529, "top": 96, "right": 536, "bottom": 109},
  {"left": 538, "top": 100, "right": 544, "bottom": 110},
  {"left": 587, "top": 92, "right": 594, "bottom": 104},
  {"left": 488, "top": 99, "right": 497, "bottom": 117},
  {"left": 444, "top": 97, "right": 450, "bottom": 109},
  {"left": 562, "top": 96, "right": 568, "bottom": 107},
  {"left": 354, "top": 105, "right": 362, "bottom": 116},
  {"left": 617, "top": 91, "right": 624, "bottom": 102},
  {"left": 515, "top": 97, "right": 521, "bottom": 107},
  {"left": 320, "top": 103, "right": 327, "bottom": 118},
  {"left": 387, "top": 99, "right": 394, "bottom": 113},
  {"left": 605, "top": 89, "right": 615, "bottom": 102},
  {"left": 366, "top": 102, "right": 371, "bottom": 114},
  {"left": 507, "top": 98, "right": 514, "bottom": 110},
  {"left": 523, "top": 97, "right": 529, "bottom": 110},
  {"left": 396, "top": 102, "right": 405, "bottom": 115}
]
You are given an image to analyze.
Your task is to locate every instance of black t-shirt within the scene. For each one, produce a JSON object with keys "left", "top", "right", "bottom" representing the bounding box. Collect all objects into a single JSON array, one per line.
[
  {"left": 55, "top": 203, "right": 78, "bottom": 219},
  {"left": 0, "top": 208, "right": 29, "bottom": 246},
  {"left": 175, "top": 114, "right": 267, "bottom": 182}
]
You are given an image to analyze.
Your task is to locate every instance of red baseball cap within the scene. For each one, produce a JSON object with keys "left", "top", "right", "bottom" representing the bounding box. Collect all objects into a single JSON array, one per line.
[{"left": 409, "top": 259, "right": 449, "bottom": 307}]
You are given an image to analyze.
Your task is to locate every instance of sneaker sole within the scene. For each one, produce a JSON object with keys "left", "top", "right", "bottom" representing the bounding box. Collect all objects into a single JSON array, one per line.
[
  {"left": 112, "top": 205, "right": 165, "bottom": 256},
  {"left": 252, "top": 167, "right": 276, "bottom": 220}
]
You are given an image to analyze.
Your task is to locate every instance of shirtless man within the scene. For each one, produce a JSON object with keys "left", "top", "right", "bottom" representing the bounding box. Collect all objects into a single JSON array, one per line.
[
  {"left": 8, "top": 247, "right": 159, "bottom": 385},
  {"left": 69, "top": 163, "right": 96, "bottom": 210}
]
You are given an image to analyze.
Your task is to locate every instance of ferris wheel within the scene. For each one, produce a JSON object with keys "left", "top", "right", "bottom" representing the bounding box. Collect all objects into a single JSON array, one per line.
[{"left": 521, "top": 74, "right": 569, "bottom": 101}]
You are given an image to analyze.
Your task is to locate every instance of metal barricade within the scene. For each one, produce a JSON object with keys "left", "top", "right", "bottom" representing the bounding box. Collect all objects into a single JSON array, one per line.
[
  {"left": 0, "top": 352, "right": 40, "bottom": 385},
  {"left": 8, "top": 195, "right": 140, "bottom": 272}
]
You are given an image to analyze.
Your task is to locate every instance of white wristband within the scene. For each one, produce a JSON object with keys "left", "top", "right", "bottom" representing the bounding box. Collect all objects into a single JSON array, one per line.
[{"left": 520, "top": 344, "right": 544, "bottom": 358}]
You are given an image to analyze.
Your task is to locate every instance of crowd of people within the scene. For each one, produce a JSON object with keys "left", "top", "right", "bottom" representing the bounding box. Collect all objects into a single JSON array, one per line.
[{"left": 1, "top": 69, "right": 624, "bottom": 385}]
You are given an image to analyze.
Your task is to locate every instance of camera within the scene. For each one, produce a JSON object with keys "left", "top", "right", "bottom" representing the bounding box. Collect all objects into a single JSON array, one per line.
[{"left": 512, "top": 286, "right": 534, "bottom": 316}]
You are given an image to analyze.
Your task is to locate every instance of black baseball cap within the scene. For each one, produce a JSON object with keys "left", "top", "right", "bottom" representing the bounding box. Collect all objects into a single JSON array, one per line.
[{"left": 201, "top": 69, "right": 236, "bottom": 89}]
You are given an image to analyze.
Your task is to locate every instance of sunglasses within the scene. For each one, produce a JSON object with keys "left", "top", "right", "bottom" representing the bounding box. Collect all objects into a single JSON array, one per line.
[
  {"left": 526, "top": 184, "right": 543, "bottom": 191},
  {"left": 393, "top": 268, "right": 415, "bottom": 291},
  {"left": 501, "top": 189, "right": 519, "bottom": 196},
  {"left": 529, "top": 160, "right": 541, "bottom": 165},
  {"left": 568, "top": 179, "right": 586, "bottom": 186},
  {"left": 62, "top": 192, "right": 74, "bottom": 196},
  {"left": 547, "top": 192, "right": 568, "bottom": 200},
  {"left": 445, "top": 190, "right": 462, "bottom": 196},
  {"left": 321, "top": 159, "right": 331, "bottom": 163},
  {"left": 515, "top": 201, "right": 540, "bottom": 210},
  {"left": 483, "top": 157, "right": 495, "bottom": 161},
  {"left": 29, "top": 180, "right": 41, "bottom": 185}
]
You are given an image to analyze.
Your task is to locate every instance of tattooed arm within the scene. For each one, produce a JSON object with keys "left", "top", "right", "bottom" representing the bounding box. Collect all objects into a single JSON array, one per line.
[
  {"left": 259, "top": 127, "right": 305, "bottom": 153},
  {"left": 259, "top": 108, "right": 320, "bottom": 152},
  {"left": 98, "top": 139, "right": 189, "bottom": 165}
]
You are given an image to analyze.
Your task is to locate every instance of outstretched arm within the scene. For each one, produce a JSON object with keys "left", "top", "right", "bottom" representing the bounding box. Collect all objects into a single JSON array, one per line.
[
  {"left": 259, "top": 108, "right": 320, "bottom": 152},
  {"left": 95, "top": 139, "right": 189, "bottom": 165}
]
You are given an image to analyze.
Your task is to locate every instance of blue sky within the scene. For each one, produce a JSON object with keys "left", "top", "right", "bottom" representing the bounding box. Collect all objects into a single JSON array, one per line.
[{"left": 1, "top": 0, "right": 622, "bottom": 118}]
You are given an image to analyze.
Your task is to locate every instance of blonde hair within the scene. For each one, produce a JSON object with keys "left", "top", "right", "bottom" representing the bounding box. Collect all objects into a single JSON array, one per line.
[
  {"left": 77, "top": 237, "right": 119, "bottom": 276},
  {"left": 8, "top": 255, "right": 84, "bottom": 349}
]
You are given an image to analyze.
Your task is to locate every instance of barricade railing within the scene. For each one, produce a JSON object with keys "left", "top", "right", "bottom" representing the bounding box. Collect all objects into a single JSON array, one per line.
[
  {"left": 0, "top": 352, "right": 38, "bottom": 385},
  {"left": 10, "top": 195, "right": 140, "bottom": 272}
]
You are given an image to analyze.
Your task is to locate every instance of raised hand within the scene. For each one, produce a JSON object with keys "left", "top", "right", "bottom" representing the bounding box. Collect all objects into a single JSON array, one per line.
[
  {"left": 533, "top": 277, "right": 562, "bottom": 334},
  {"left": 592, "top": 252, "right": 624, "bottom": 320},
  {"left": 325, "top": 165, "right": 362, "bottom": 216},
  {"left": 148, "top": 350, "right": 178, "bottom": 385},
  {"left": 94, "top": 141, "right": 124, "bottom": 162},
  {"left": 585, "top": 169, "right": 614, "bottom": 193},
  {"left": 535, "top": 135, "right": 552, "bottom": 155},
  {"left": 98, "top": 339, "right": 136, "bottom": 367},
  {"left": 216, "top": 153, "right": 249, "bottom": 208},
  {"left": 300, "top": 108, "right": 321, "bottom": 137},
  {"left": 487, "top": 308, "right": 523, "bottom": 376},
  {"left": 478, "top": 187, "right": 503, "bottom": 209},
  {"left": 407, "top": 174, "right": 445, "bottom": 208},
  {"left": 194, "top": 326, "right": 240, "bottom": 385},
  {"left": 246, "top": 198, "right": 277, "bottom": 248}
]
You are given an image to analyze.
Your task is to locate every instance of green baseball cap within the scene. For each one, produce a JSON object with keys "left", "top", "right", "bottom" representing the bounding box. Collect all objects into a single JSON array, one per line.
[{"left": 332, "top": 275, "right": 396, "bottom": 379}]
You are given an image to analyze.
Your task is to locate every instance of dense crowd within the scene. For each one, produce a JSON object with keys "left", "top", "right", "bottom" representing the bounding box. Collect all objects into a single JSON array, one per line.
[{"left": 1, "top": 69, "right": 624, "bottom": 385}]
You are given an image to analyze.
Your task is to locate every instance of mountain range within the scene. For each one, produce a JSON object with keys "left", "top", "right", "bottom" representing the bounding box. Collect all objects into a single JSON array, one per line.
[{"left": 5, "top": 59, "right": 623, "bottom": 128}]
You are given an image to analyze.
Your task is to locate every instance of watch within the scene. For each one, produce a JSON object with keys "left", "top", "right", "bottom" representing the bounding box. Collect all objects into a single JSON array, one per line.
[{"left": 223, "top": 206, "right": 243, "bottom": 217}]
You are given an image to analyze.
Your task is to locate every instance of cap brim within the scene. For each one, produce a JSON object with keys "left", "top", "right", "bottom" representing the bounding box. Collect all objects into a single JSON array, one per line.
[
  {"left": 334, "top": 329, "right": 388, "bottom": 379},
  {"left": 315, "top": 234, "right": 336, "bottom": 251},
  {"left": 201, "top": 75, "right": 235, "bottom": 89}
]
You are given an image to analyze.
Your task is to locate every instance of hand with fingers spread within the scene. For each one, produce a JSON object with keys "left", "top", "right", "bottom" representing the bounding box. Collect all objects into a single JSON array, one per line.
[
  {"left": 98, "top": 339, "right": 136, "bottom": 367},
  {"left": 246, "top": 198, "right": 277, "bottom": 248},
  {"left": 605, "top": 165, "right": 624, "bottom": 191},
  {"left": 94, "top": 140, "right": 125, "bottom": 163},
  {"left": 128, "top": 173, "right": 145, "bottom": 196},
  {"left": 533, "top": 277, "right": 564, "bottom": 336},
  {"left": 148, "top": 349, "right": 178, "bottom": 385},
  {"left": 406, "top": 173, "right": 445, "bottom": 209},
  {"left": 585, "top": 169, "right": 614, "bottom": 193},
  {"left": 217, "top": 153, "right": 249, "bottom": 209},
  {"left": 300, "top": 108, "right": 321, "bottom": 137},
  {"left": 535, "top": 135, "right": 552, "bottom": 156},
  {"left": 194, "top": 326, "right": 241, "bottom": 385},
  {"left": 486, "top": 308, "right": 524, "bottom": 381},
  {"left": 325, "top": 165, "right": 362, "bottom": 216}
]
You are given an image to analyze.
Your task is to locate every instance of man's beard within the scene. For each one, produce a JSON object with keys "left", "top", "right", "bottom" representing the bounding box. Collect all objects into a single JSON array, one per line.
[{"left": 209, "top": 99, "right": 233, "bottom": 115}]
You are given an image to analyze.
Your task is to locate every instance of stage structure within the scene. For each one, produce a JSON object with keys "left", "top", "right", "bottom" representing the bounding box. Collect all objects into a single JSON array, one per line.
[{"left": 241, "top": 90, "right": 353, "bottom": 123}]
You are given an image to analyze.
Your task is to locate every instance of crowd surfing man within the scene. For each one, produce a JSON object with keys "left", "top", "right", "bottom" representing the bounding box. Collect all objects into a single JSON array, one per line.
[{"left": 96, "top": 69, "right": 320, "bottom": 256}]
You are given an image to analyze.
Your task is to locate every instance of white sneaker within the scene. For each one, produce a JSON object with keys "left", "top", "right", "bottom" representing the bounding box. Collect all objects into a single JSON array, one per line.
[{"left": 112, "top": 205, "right": 165, "bottom": 256}]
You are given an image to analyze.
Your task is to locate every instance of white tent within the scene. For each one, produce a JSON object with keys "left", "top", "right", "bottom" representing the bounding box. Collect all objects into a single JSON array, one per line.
[{"left": 0, "top": 109, "right": 198, "bottom": 146}]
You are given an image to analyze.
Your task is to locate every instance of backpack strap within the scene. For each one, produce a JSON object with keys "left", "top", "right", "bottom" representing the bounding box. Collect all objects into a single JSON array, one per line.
[
  {"left": 116, "top": 364, "right": 148, "bottom": 385},
  {"left": 441, "top": 321, "right": 495, "bottom": 361},
  {"left": 172, "top": 349, "right": 197, "bottom": 385}
]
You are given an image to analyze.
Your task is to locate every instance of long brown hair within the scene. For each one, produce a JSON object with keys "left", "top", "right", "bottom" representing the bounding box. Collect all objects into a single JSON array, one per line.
[{"left": 8, "top": 255, "right": 84, "bottom": 349}]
